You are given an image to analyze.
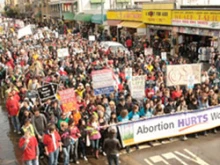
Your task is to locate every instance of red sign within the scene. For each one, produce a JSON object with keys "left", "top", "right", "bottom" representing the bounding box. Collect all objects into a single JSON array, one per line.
[{"left": 59, "top": 88, "right": 78, "bottom": 113}]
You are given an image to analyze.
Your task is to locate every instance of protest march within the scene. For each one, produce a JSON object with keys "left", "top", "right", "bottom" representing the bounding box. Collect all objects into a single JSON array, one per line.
[{"left": 1, "top": 17, "right": 220, "bottom": 165}]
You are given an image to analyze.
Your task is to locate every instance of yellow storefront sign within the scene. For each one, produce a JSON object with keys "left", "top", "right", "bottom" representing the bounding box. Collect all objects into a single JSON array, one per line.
[
  {"left": 172, "top": 10, "right": 220, "bottom": 29},
  {"left": 107, "top": 11, "right": 142, "bottom": 22},
  {"left": 142, "top": 10, "right": 172, "bottom": 25}
]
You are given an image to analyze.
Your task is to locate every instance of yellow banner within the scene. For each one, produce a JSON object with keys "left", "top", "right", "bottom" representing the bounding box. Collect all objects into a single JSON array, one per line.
[
  {"left": 172, "top": 10, "right": 220, "bottom": 29},
  {"left": 107, "top": 11, "right": 142, "bottom": 22},
  {"left": 142, "top": 10, "right": 172, "bottom": 25}
]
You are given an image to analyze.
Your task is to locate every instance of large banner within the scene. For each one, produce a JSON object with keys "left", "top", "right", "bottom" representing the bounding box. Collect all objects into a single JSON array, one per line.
[
  {"left": 118, "top": 106, "right": 220, "bottom": 147},
  {"left": 166, "top": 64, "right": 201, "bottom": 86},
  {"left": 18, "top": 25, "right": 32, "bottom": 39},
  {"left": 58, "top": 88, "right": 78, "bottom": 113},
  {"left": 131, "top": 76, "right": 145, "bottom": 99},
  {"left": 92, "top": 69, "right": 115, "bottom": 95}
]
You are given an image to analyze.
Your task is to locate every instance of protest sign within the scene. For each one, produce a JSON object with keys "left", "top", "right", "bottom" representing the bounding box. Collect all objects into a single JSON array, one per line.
[
  {"left": 144, "top": 48, "right": 153, "bottom": 56},
  {"left": 131, "top": 76, "right": 145, "bottom": 99},
  {"left": 118, "top": 106, "right": 220, "bottom": 147},
  {"left": 57, "top": 48, "right": 69, "bottom": 58},
  {"left": 187, "top": 75, "right": 195, "bottom": 89},
  {"left": 161, "top": 52, "right": 167, "bottom": 61},
  {"left": 125, "top": 67, "right": 132, "bottom": 80},
  {"left": 92, "top": 69, "right": 115, "bottom": 95},
  {"left": 166, "top": 64, "right": 201, "bottom": 86},
  {"left": 37, "top": 84, "right": 56, "bottom": 102},
  {"left": 58, "top": 88, "right": 78, "bottom": 113},
  {"left": 89, "top": 35, "right": 95, "bottom": 41},
  {"left": 17, "top": 25, "right": 32, "bottom": 39}
]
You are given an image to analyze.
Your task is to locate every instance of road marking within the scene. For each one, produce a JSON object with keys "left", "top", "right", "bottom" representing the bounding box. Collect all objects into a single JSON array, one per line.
[
  {"left": 144, "top": 149, "right": 209, "bottom": 165},
  {"left": 162, "top": 152, "right": 188, "bottom": 165},
  {"left": 175, "top": 149, "right": 209, "bottom": 165},
  {"left": 150, "top": 155, "right": 171, "bottom": 165},
  {"left": 144, "top": 159, "right": 154, "bottom": 165}
]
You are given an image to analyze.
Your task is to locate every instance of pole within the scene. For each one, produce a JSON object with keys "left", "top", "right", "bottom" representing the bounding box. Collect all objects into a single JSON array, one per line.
[
  {"left": 101, "top": 0, "right": 104, "bottom": 41},
  {"left": 59, "top": 1, "right": 62, "bottom": 20}
]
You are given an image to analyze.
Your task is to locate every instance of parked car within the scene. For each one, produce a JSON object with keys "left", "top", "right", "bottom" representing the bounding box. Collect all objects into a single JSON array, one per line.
[{"left": 100, "top": 41, "right": 130, "bottom": 55}]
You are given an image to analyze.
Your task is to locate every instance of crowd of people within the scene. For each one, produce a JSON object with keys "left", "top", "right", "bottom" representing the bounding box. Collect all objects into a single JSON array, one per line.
[{"left": 0, "top": 17, "right": 220, "bottom": 165}]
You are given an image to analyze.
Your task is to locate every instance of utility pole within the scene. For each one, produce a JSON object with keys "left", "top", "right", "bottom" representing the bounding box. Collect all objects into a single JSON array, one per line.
[{"left": 101, "top": 0, "right": 104, "bottom": 40}]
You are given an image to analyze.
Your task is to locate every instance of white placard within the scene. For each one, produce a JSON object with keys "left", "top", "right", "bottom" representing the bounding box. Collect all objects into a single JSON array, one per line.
[
  {"left": 144, "top": 48, "right": 153, "bottom": 56},
  {"left": 131, "top": 76, "right": 145, "bottom": 99},
  {"left": 17, "top": 25, "right": 32, "bottom": 39},
  {"left": 57, "top": 48, "right": 69, "bottom": 58},
  {"left": 161, "top": 52, "right": 167, "bottom": 61},
  {"left": 89, "top": 35, "right": 95, "bottom": 41},
  {"left": 166, "top": 64, "right": 201, "bottom": 86}
]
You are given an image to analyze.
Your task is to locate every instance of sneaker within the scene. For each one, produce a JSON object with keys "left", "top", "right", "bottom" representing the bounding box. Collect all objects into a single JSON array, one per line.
[
  {"left": 13, "top": 130, "right": 17, "bottom": 133},
  {"left": 103, "top": 152, "right": 106, "bottom": 156},
  {"left": 182, "top": 136, "right": 187, "bottom": 141},
  {"left": 17, "top": 131, "right": 21, "bottom": 135},
  {"left": 83, "top": 156, "right": 88, "bottom": 161},
  {"left": 195, "top": 134, "right": 198, "bottom": 139},
  {"left": 70, "top": 159, "right": 73, "bottom": 163},
  {"left": 214, "top": 129, "right": 217, "bottom": 134},
  {"left": 76, "top": 161, "right": 79, "bottom": 164}
]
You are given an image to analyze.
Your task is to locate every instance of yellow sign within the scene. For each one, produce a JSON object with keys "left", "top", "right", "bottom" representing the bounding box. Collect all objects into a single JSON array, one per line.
[
  {"left": 107, "top": 11, "right": 142, "bottom": 22},
  {"left": 142, "top": 10, "right": 172, "bottom": 25},
  {"left": 172, "top": 10, "right": 220, "bottom": 29},
  {"left": 143, "top": 3, "right": 174, "bottom": 10}
]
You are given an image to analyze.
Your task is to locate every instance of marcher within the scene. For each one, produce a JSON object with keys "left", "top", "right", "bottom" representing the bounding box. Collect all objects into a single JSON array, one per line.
[
  {"left": 103, "top": 128, "right": 121, "bottom": 165},
  {"left": 19, "top": 129, "right": 39, "bottom": 165},
  {"left": 43, "top": 124, "right": 62, "bottom": 165}
]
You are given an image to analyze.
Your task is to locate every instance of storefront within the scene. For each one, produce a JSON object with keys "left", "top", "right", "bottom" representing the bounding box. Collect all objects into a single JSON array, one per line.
[
  {"left": 172, "top": 10, "right": 220, "bottom": 62},
  {"left": 106, "top": 10, "right": 146, "bottom": 41},
  {"left": 142, "top": 9, "right": 172, "bottom": 56}
]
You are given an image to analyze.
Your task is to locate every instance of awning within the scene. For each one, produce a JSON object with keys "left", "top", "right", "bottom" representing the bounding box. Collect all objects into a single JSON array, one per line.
[
  {"left": 63, "top": 12, "right": 75, "bottom": 21},
  {"left": 74, "top": 13, "right": 93, "bottom": 22},
  {"left": 91, "top": 14, "right": 106, "bottom": 24},
  {"left": 107, "top": 20, "right": 121, "bottom": 26},
  {"left": 119, "top": 21, "right": 146, "bottom": 28}
]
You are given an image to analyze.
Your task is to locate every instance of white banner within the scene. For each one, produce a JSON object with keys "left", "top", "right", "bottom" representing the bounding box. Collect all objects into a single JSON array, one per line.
[
  {"left": 131, "top": 76, "right": 145, "bottom": 99},
  {"left": 166, "top": 64, "right": 201, "bottom": 86},
  {"left": 57, "top": 48, "right": 69, "bottom": 58},
  {"left": 17, "top": 25, "right": 32, "bottom": 39},
  {"left": 118, "top": 106, "right": 220, "bottom": 147}
]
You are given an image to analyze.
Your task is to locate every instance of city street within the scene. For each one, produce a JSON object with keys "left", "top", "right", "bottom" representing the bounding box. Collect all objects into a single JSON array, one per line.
[{"left": 1, "top": 95, "right": 220, "bottom": 165}]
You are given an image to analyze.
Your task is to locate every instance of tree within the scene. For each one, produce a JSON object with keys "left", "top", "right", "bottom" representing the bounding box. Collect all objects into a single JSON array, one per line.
[{"left": 4, "top": 5, "right": 18, "bottom": 18}]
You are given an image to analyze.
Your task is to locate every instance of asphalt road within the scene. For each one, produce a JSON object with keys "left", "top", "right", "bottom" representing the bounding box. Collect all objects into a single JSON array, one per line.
[{"left": 118, "top": 133, "right": 220, "bottom": 165}]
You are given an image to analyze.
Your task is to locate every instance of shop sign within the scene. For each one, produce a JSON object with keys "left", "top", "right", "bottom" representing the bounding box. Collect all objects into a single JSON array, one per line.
[
  {"left": 142, "top": 10, "right": 172, "bottom": 25},
  {"left": 172, "top": 10, "right": 220, "bottom": 29},
  {"left": 107, "top": 11, "right": 142, "bottom": 22},
  {"left": 172, "top": 26, "right": 220, "bottom": 37}
]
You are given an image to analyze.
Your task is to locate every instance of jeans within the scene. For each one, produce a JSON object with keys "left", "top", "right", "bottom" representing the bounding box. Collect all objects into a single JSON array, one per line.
[
  {"left": 107, "top": 154, "right": 119, "bottom": 165},
  {"left": 24, "top": 159, "right": 39, "bottom": 165},
  {"left": 48, "top": 149, "right": 59, "bottom": 165},
  {"left": 78, "top": 139, "right": 86, "bottom": 157},
  {"left": 63, "top": 145, "right": 70, "bottom": 165},
  {"left": 91, "top": 139, "right": 99, "bottom": 150},
  {"left": 70, "top": 140, "right": 79, "bottom": 161},
  {"left": 11, "top": 116, "right": 20, "bottom": 132}
]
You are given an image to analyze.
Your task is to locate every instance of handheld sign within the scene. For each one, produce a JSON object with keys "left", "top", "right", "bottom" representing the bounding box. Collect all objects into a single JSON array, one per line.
[{"left": 37, "top": 84, "right": 56, "bottom": 102}]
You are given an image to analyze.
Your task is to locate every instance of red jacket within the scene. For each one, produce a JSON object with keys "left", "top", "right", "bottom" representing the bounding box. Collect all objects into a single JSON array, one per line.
[
  {"left": 6, "top": 96, "right": 20, "bottom": 116},
  {"left": 19, "top": 136, "right": 38, "bottom": 161},
  {"left": 126, "top": 39, "right": 132, "bottom": 47},
  {"left": 43, "top": 130, "right": 61, "bottom": 153}
]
